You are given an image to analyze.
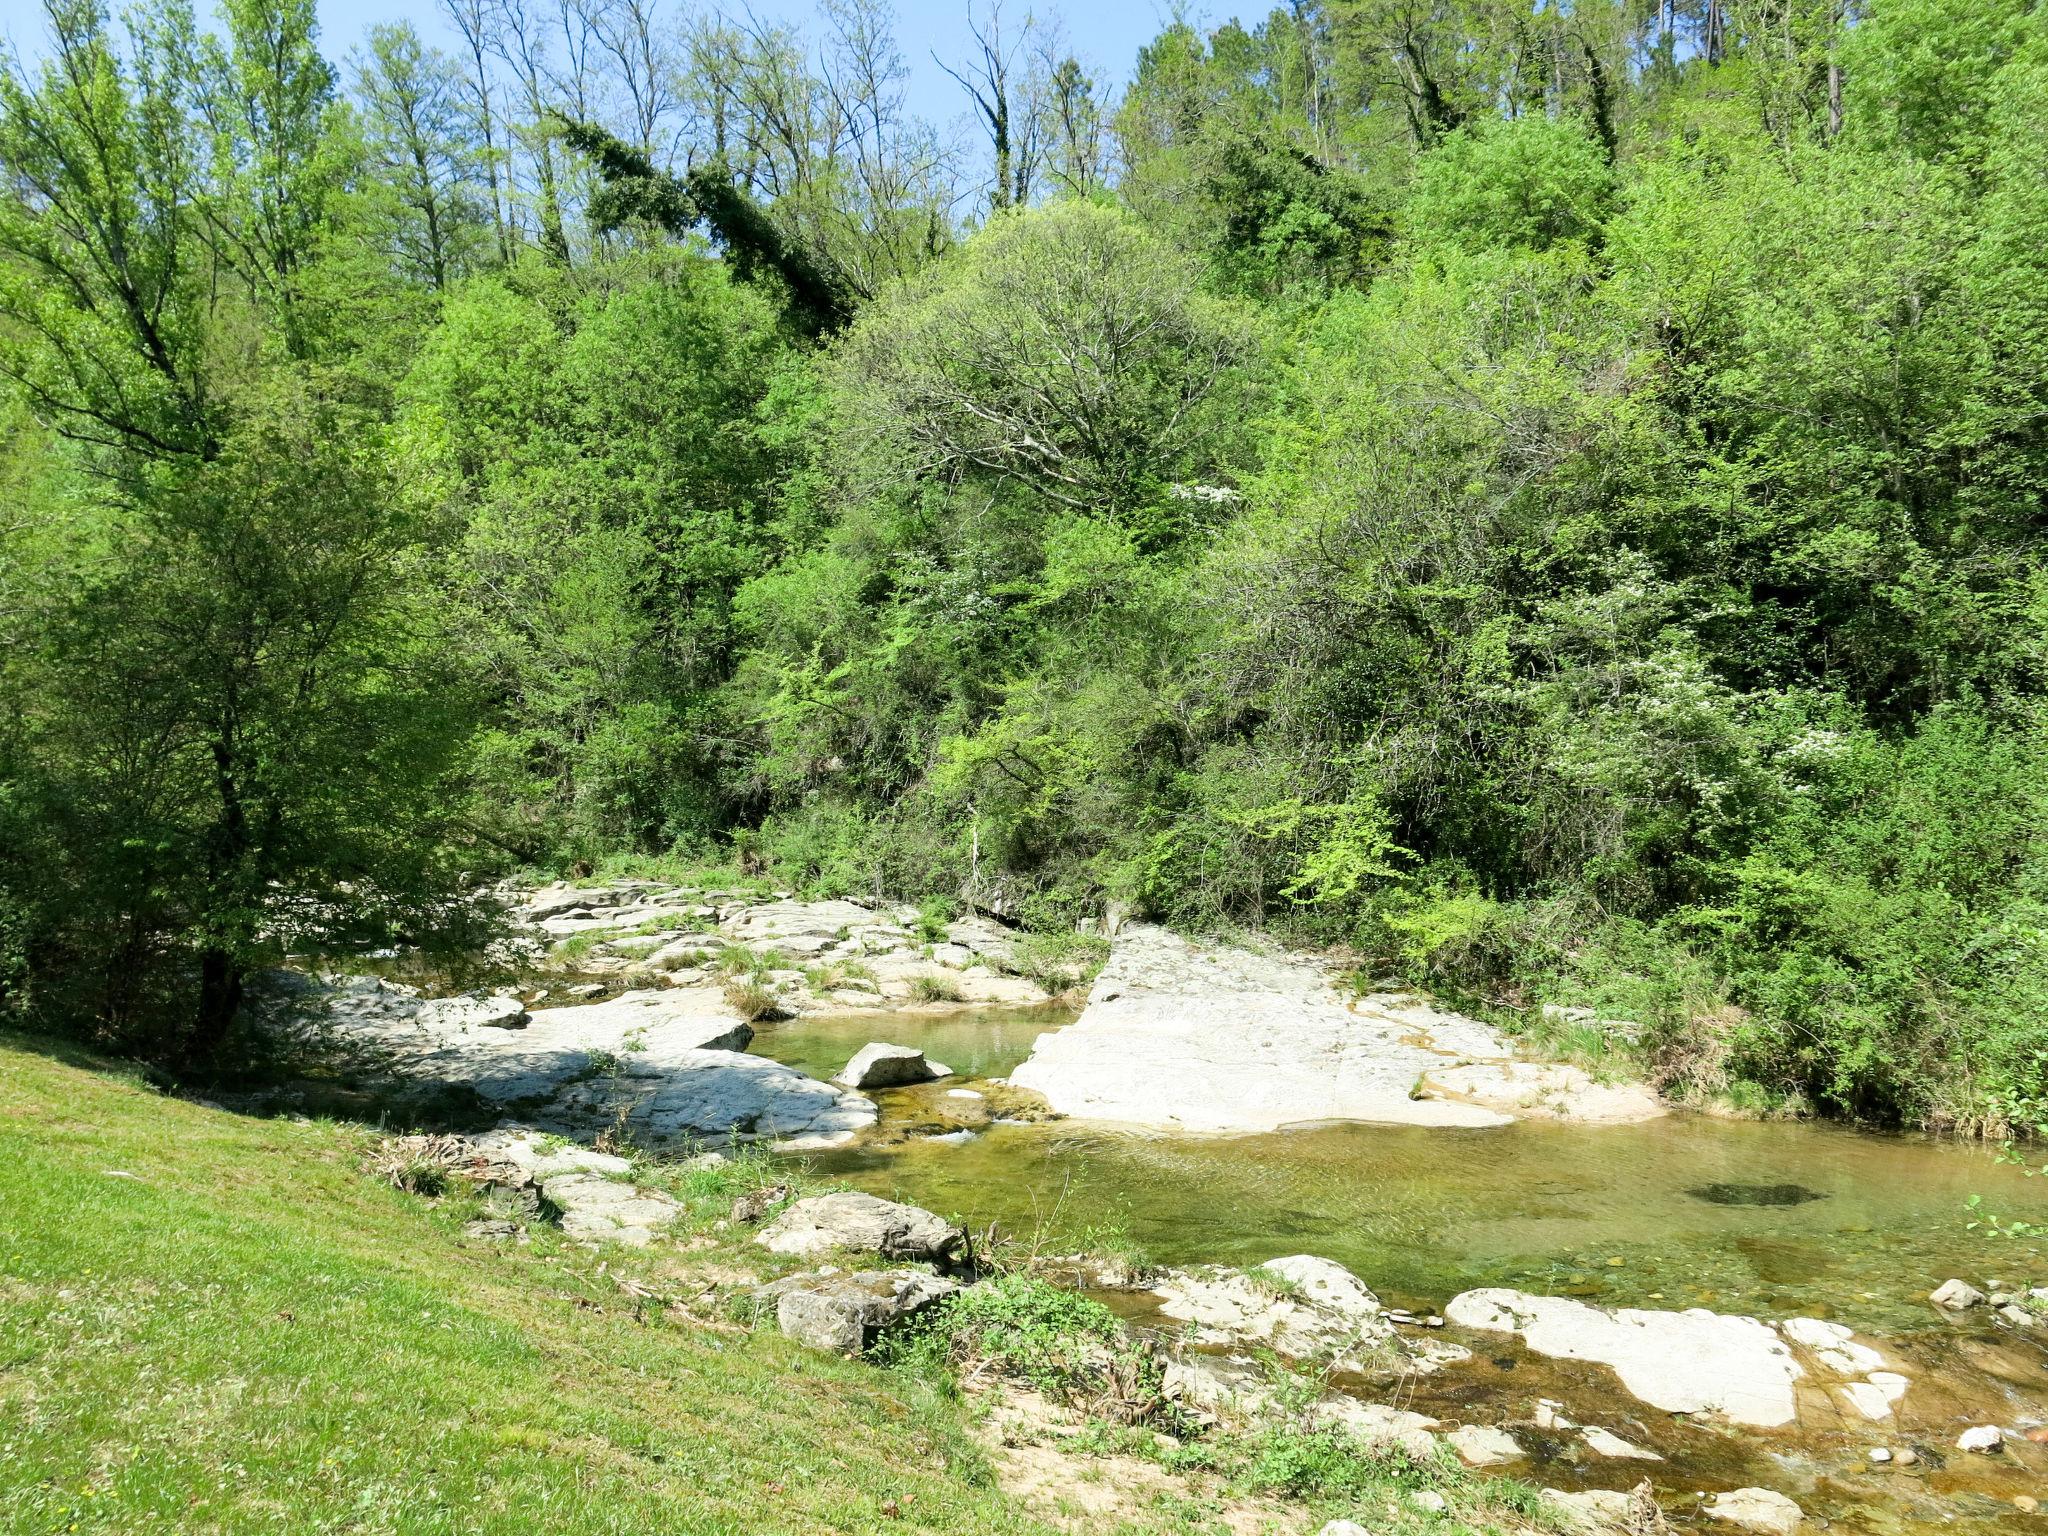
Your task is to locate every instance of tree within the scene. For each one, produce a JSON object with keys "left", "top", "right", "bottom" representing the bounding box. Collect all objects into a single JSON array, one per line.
[
  {"left": 14, "top": 373, "right": 469, "bottom": 1058},
  {"left": 353, "top": 23, "right": 490, "bottom": 288},
  {"left": 834, "top": 202, "right": 1263, "bottom": 530},
  {"left": 0, "top": 0, "right": 216, "bottom": 461}
]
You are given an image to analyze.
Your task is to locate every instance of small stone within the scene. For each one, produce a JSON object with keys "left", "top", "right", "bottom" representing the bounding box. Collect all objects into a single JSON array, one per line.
[
  {"left": 1868, "top": 1447, "right": 1892, "bottom": 1464},
  {"left": 1931, "top": 1278, "right": 1987, "bottom": 1310},
  {"left": 2015, "top": 1496, "right": 2040, "bottom": 1515},
  {"left": 1958, "top": 1424, "right": 2006, "bottom": 1454},
  {"left": 2001, "top": 1304, "right": 2037, "bottom": 1327},
  {"left": 730, "top": 1183, "right": 790, "bottom": 1225},
  {"left": 1410, "top": 1490, "right": 1447, "bottom": 1513},
  {"left": 1316, "top": 1524, "right": 1373, "bottom": 1536},
  {"left": 1705, "top": 1488, "right": 1803, "bottom": 1536},
  {"left": 1894, "top": 1448, "right": 1919, "bottom": 1466}
]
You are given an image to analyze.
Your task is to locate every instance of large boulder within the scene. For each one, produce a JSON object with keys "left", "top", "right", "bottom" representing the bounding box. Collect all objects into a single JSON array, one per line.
[
  {"left": 755, "top": 1192, "right": 967, "bottom": 1267},
  {"left": 834, "top": 1042, "right": 953, "bottom": 1089},
  {"left": 769, "top": 1269, "right": 962, "bottom": 1354},
  {"left": 1010, "top": 925, "right": 1648, "bottom": 1132}
]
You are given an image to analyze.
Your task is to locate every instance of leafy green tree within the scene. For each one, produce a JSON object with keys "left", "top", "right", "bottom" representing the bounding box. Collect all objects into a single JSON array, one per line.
[
  {"left": 833, "top": 202, "right": 1263, "bottom": 532},
  {"left": 12, "top": 373, "right": 469, "bottom": 1058}
]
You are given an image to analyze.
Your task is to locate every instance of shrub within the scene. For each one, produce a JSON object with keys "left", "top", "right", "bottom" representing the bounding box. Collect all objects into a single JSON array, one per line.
[{"left": 909, "top": 972, "right": 965, "bottom": 1003}]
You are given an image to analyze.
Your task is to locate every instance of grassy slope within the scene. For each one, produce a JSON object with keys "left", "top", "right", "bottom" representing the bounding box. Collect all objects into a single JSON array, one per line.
[{"left": 0, "top": 1032, "right": 1047, "bottom": 1536}]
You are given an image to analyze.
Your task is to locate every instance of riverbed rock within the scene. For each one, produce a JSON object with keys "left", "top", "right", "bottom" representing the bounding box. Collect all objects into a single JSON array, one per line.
[
  {"left": 1447, "top": 1424, "right": 1524, "bottom": 1466},
  {"left": 1932, "top": 1278, "right": 1988, "bottom": 1310},
  {"left": 471, "top": 1129, "right": 631, "bottom": 1183},
  {"left": 1312, "top": 1397, "right": 1440, "bottom": 1458},
  {"left": 834, "top": 1042, "right": 953, "bottom": 1089},
  {"left": 771, "top": 1268, "right": 961, "bottom": 1354},
  {"left": 1010, "top": 925, "right": 1523, "bottom": 1132},
  {"left": 755, "top": 1192, "right": 968, "bottom": 1267},
  {"left": 1581, "top": 1425, "right": 1662, "bottom": 1460},
  {"left": 295, "top": 979, "right": 876, "bottom": 1149},
  {"left": 1958, "top": 1424, "right": 2006, "bottom": 1453},
  {"left": 1705, "top": 1489, "right": 1803, "bottom": 1536},
  {"left": 721, "top": 898, "right": 876, "bottom": 950},
  {"left": 416, "top": 993, "right": 529, "bottom": 1030},
  {"left": 1445, "top": 1289, "right": 1805, "bottom": 1427},
  {"left": 1543, "top": 1489, "right": 1635, "bottom": 1530},
  {"left": 541, "top": 1172, "right": 681, "bottom": 1245},
  {"left": 1150, "top": 1255, "right": 1398, "bottom": 1361},
  {"left": 545, "top": 1049, "right": 877, "bottom": 1150},
  {"left": 1778, "top": 1316, "right": 1887, "bottom": 1374},
  {"left": 1418, "top": 1059, "right": 1664, "bottom": 1124}
]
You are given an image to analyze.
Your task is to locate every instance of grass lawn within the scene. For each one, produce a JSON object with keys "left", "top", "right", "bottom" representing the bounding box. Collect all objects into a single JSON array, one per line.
[{"left": 0, "top": 1031, "right": 1049, "bottom": 1536}]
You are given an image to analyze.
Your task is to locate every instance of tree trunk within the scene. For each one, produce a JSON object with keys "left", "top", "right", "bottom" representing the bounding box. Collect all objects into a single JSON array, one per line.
[{"left": 192, "top": 945, "right": 244, "bottom": 1062}]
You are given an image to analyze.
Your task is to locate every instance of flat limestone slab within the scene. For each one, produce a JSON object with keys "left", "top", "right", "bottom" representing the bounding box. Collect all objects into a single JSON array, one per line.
[
  {"left": 303, "top": 979, "right": 875, "bottom": 1149},
  {"left": 1008, "top": 925, "right": 1513, "bottom": 1132},
  {"left": 1447, "top": 1289, "right": 1841, "bottom": 1429}
]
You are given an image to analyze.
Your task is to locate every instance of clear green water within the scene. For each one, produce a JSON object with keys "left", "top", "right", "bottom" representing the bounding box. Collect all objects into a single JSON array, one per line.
[{"left": 752, "top": 1007, "right": 2048, "bottom": 1340}]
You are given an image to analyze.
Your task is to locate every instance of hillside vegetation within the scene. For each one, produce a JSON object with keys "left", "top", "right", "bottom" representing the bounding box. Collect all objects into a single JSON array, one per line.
[{"left": 1, "top": 0, "right": 2045, "bottom": 1130}]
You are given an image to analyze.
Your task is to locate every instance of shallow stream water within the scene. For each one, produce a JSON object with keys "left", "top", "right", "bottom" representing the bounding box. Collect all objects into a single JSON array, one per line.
[
  {"left": 751, "top": 1005, "right": 2048, "bottom": 1531},
  {"left": 753, "top": 1005, "right": 2047, "bottom": 1336}
]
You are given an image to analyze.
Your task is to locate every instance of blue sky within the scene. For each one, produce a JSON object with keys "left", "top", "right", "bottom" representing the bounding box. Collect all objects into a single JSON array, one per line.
[
  {"left": 1, "top": 0, "right": 1272, "bottom": 143},
  {"left": 312, "top": 1, "right": 1265, "bottom": 129}
]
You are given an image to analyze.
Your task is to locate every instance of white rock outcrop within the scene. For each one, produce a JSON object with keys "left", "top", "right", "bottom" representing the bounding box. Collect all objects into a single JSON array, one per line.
[
  {"left": 298, "top": 979, "right": 876, "bottom": 1148},
  {"left": 1447, "top": 1289, "right": 1805, "bottom": 1427},
  {"left": 1011, "top": 925, "right": 1590, "bottom": 1133},
  {"left": 1446, "top": 1289, "right": 1902, "bottom": 1430}
]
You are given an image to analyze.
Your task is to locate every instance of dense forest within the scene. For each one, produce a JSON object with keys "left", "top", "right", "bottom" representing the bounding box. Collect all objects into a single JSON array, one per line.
[{"left": 0, "top": 0, "right": 2042, "bottom": 1133}]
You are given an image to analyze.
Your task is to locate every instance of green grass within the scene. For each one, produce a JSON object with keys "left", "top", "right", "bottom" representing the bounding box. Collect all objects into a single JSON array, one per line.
[{"left": 0, "top": 1030, "right": 1047, "bottom": 1536}]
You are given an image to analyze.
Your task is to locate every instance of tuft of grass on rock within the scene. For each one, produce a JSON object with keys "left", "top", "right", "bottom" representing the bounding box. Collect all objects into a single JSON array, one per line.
[{"left": 909, "top": 972, "right": 966, "bottom": 1004}]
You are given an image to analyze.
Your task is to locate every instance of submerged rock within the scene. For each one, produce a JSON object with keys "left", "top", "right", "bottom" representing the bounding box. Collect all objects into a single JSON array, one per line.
[
  {"left": 769, "top": 1268, "right": 961, "bottom": 1354},
  {"left": 1447, "top": 1424, "right": 1524, "bottom": 1466},
  {"left": 834, "top": 1042, "right": 953, "bottom": 1089},
  {"left": 1581, "top": 1425, "right": 1662, "bottom": 1461},
  {"left": 755, "top": 1192, "right": 967, "bottom": 1268},
  {"left": 1705, "top": 1488, "right": 1803, "bottom": 1536}
]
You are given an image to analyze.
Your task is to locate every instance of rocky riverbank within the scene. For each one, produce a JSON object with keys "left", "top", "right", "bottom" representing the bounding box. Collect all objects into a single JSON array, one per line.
[{"left": 366, "top": 1118, "right": 2048, "bottom": 1535}]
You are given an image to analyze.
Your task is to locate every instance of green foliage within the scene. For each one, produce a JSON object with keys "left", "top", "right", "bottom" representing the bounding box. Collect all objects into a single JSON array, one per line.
[
  {"left": 1407, "top": 114, "right": 1615, "bottom": 251},
  {"left": 890, "top": 1273, "right": 1169, "bottom": 1422},
  {"left": 4, "top": 0, "right": 2047, "bottom": 1132}
]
